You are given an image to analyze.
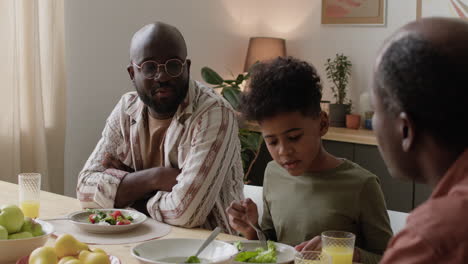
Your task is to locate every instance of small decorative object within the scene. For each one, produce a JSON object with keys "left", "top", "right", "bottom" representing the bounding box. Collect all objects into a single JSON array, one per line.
[
  {"left": 417, "top": 0, "right": 468, "bottom": 20},
  {"left": 346, "top": 114, "right": 361, "bottom": 129},
  {"left": 364, "top": 111, "right": 374, "bottom": 130},
  {"left": 321, "top": 0, "right": 387, "bottom": 25},
  {"left": 325, "top": 53, "right": 352, "bottom": 127}
]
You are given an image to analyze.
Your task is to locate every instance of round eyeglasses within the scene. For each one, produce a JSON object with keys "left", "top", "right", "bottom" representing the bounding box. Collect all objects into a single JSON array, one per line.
[{"left": 133, "top": 58, "right": 187, "bottom": 80}]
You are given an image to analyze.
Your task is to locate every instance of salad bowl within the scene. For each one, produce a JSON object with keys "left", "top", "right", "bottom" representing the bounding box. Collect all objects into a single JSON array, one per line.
[{"left": 56, "top": 209, "right": 147, "bottom": 234}]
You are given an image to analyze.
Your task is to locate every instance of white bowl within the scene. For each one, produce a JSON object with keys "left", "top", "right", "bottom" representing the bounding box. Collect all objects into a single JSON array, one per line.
[
  {"left": 131, "top": 238, "right": 239, "bottom": 264},
  {"left": 233, "top": 240, "right": 296, "bottom": 264},
  {"left": 68, "top": 209, "right": 147, "bottom": 234},
  {"left": 0, "top": 219, "right": 54, "bottom": 263}
]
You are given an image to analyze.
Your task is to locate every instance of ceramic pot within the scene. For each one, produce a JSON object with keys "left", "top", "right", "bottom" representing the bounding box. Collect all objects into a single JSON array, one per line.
[
  {"left": 329, "top": 104, "right": 348, "bottom": 127},
  {"left": 346, "top": 114, "right": 361, "bottom": 129}
]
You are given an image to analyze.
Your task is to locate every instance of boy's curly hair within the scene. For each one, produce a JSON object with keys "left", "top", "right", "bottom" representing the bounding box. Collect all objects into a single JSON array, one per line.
[{"left": 241, "top": 56, "right": 323, "bottom": 121}]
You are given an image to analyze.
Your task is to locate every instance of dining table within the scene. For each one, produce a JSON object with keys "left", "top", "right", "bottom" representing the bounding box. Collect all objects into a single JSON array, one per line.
[{"left": 0, "top": 180, "right": 244, "bottom": 264}]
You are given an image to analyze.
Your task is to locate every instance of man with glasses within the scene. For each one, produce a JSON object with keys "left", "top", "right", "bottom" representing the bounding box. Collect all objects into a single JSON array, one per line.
[{"left": 77, "top": 22, "right": 244, "bottom": 233}]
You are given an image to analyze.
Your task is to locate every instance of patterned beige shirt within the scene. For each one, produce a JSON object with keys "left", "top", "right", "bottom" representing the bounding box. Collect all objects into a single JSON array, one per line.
[{"left": 77, "top": 80, "right": 244, "bottom": 233}]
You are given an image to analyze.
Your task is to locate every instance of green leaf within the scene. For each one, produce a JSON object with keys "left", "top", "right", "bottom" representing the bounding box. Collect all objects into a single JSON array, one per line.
[
  {"left": 201, "top": 67, "right": 224, "bottom": 85},
  {"left": 222, "top": 87, "right": 240, "bottom": 109},
  {"left": 235, "top": 251, "right": 259, "bottom": 262},
  {"left": 236, "top": 74, "right": 245, "bottom": 84},
  {"left": 185, "top": 256, "right": 201, "bottom": 263}
]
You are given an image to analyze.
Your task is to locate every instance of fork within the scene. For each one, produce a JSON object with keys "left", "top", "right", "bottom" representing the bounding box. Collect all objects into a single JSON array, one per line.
[{"left": 248, "top": 220, "right": 268, "bottom": 249}]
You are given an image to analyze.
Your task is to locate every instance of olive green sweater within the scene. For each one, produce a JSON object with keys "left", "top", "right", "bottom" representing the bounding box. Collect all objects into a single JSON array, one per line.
[{"left": 261, "top": 159, "right": 393, "bottom": 264}]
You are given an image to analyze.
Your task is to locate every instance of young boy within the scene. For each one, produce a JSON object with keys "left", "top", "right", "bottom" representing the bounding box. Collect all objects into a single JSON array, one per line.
[{"left": 227, "top": 57, "right": 392, "bottom": 264}]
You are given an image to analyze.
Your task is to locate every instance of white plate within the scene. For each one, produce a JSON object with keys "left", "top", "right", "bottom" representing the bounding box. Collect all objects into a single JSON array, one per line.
[
  {"left": 131, "top": 238, "right": 238, "bottom": 264},
  {"left": 233, "top": 240, "right": 296, "bottom": 264},
  {"left": 68, "top": 209, "right": 147, "bottom": 234}
]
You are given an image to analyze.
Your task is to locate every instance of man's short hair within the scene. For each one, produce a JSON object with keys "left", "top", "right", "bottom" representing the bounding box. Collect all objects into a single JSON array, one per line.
[
  {"left": 241, "top": 56, "right": 323, "bottom": 121},
  {"left": 375, "top": 34, "right": 468, "bottom": 149}
]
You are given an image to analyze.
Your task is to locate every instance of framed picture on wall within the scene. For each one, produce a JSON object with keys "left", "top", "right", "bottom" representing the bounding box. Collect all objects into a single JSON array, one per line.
[
  {"left": 417, "top": 0, "right": 468, "bottom": 19},
  {"left": 321, "top": 0, "right": 386, "bottom": 25}
]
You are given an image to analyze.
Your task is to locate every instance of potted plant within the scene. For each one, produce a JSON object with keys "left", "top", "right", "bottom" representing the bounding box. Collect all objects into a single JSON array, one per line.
[
  {"left": 201, "top": 67, "right": 263, "bottom": 184},
  {"left": 325, "top": 53, "right": 352, "bottom": 127}
]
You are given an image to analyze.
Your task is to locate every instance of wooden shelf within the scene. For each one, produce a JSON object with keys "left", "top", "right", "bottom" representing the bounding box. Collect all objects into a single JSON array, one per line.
[
  {"left": 244, "top": 122, "right": 377, "bottom": 146},
  {"left": 323, "top": 127, "right": 377, "bottom": 146}
]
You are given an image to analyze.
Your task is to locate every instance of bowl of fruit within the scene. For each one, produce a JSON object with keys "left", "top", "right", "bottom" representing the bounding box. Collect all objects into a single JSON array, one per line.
[
  {"left": 0, "top": 204, "right": 54, "bottom": 263},
  {"left": 16, "top": 233, "right": 121, "bottom": 264},
  {"left": 67, "top": 209, "right": 147, "bottom": 234}
]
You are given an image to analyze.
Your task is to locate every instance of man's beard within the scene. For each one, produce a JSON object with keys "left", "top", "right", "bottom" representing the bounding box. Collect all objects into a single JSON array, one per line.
[{"left": 135, "top": 81, "right": 188, "bottom": 116}]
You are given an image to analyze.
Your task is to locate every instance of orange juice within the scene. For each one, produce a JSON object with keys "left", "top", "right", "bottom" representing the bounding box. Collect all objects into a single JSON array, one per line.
[
  {"left": 20, "top": 200, "right": 40, "bottom": 218},
  {"left": 322, "top": 246, "right": 353, "bottom": 264}
]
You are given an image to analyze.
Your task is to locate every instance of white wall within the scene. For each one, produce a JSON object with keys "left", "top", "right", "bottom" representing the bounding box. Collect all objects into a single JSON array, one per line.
[{"left": 64, "top": 0, "right": 417, "bottom": 196}]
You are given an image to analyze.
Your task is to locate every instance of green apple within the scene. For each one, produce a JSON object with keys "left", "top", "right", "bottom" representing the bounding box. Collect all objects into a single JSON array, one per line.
[
  {"left": 8, "top": 231, "right": 32, "bottom": 239},
  {"left": 0, "top": 225, "right": 7, "bottom": 240},
  {"left": 0, "top": 204, "right": 24, "bottom": 234},
  {"left": 20, "top": 217, "right": 34, "bottom": 233},
  {"left": 32, "top": 222, "right": 44, "bottom": 236}
]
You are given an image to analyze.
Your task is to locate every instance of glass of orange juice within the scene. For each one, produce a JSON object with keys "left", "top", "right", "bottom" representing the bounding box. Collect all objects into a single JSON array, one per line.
[
  {"left": 18, "top": 173, "right": 41, "bottom": 218},
  {"left": 295, "top": 251, "right": 331, "bottom": 264},
  {"left": 321, "top": 231, "right": 355, "bottom": 264}
]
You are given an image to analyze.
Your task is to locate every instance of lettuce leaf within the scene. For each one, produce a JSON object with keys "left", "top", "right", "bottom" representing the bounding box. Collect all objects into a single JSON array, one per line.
[{"left": 234, "top": 241, "right": 277, "bottom": 263}]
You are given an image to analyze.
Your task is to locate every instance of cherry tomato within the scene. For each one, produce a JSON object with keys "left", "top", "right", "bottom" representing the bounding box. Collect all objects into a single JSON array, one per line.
[
  {"left": 88, "top": 214, "right": 97, "bottom": 223},
  {"left": 111, "top": 210, "right": 122, "bottom": 219},
  {"left": 116, "top": 219, "right": 131, "bottom": 225}
]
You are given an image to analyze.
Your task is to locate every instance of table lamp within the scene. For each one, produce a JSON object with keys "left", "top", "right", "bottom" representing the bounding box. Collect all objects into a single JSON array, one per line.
[{"left": 244, "top": 37, "right": 286, "bottom": 72}]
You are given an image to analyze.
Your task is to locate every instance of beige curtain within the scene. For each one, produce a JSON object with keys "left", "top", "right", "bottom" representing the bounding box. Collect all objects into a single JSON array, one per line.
[{"left": 0, "top": 0, "right": 66, "bottom": 194}]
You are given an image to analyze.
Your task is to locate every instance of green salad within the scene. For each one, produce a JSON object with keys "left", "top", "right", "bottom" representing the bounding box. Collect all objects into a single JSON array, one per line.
[
  {"left": 185, "top": 256, "right": 201, "bottom": 263},
  {"left": 234, "top": 241, "right": 277, "bottom": 263}
]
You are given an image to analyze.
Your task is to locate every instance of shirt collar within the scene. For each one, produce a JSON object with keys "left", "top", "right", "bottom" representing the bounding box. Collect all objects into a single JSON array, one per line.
[{"left": 431, "top": 148, "right": 468, "bottom": 199}]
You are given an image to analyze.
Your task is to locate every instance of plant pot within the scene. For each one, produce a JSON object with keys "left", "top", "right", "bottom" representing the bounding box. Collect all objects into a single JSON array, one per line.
[
  {"left": 329, "top": 104, "right": 348, "bottom": 127},
  {"left": 346, "top": 114, "right": 361, "bottom": 129}
]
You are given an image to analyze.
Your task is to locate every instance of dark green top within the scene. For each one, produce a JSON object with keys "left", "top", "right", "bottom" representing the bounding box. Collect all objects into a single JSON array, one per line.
[{"left": 261, "top": 159, "right": 393, "bottom": 264}]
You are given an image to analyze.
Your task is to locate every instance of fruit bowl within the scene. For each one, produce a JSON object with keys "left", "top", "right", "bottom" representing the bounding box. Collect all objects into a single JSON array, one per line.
[
  {"left": 0, "top": 220, "right": 54, "bottom": 263},
  {"left": 16, "top": 254, "right": 122, "bottom": 264}
]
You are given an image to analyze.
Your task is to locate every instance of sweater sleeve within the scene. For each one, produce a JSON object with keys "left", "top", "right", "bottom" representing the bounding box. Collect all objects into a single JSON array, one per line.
[
  {"left": 357, "top": 177, "right": 394, "bottom": 264},
  {"left": 260, "top": 165, "right": 278, "bottom": 241}
]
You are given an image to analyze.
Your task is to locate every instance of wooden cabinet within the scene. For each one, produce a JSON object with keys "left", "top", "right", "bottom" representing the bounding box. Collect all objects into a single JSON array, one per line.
[
  {"left": 352, "top": 144, "right": 413, "bottom": 212},
  {"left": 414, "top": 183, "right": 432, "bottom": 207}
]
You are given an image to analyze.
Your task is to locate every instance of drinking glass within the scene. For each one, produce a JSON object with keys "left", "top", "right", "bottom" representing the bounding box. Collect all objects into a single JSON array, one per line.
[
  {"left": 18, "top": 173, "right": 41, "bottom": 218},
  {"left": 321, "top": 231, "right": 355, "bottom": 264},
  {"left": 295, "top": 251, "right": 330, "bottom": 264}
]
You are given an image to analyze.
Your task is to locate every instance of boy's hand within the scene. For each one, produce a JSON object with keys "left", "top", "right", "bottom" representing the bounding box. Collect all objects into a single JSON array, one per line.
[
  {"left": 295, "top": 236, "right": 322, "bottom": 252},
  {"left": 226, "top": 198, "right": 259, "bottom": 239}
]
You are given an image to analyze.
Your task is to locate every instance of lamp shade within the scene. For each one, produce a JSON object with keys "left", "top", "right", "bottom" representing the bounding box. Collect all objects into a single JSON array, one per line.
[{"left": 244, "top": 37, "right": 286, "bottom": 72}]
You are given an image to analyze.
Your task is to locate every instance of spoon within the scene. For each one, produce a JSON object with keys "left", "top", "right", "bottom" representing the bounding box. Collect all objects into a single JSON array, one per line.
[{"left": 186, "top": 227, "right": 222, "bottom": 263}]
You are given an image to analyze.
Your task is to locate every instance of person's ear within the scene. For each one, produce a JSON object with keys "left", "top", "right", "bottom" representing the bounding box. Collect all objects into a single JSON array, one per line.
[
  {"left": 399, "top": 112, "right": 415, "bottom": 152},
  {"left": 319, "top": 111, "right": 329, "bottom": 137},
  {"left": 127, "top": 64, "right": 135, "bottom": 80}
]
